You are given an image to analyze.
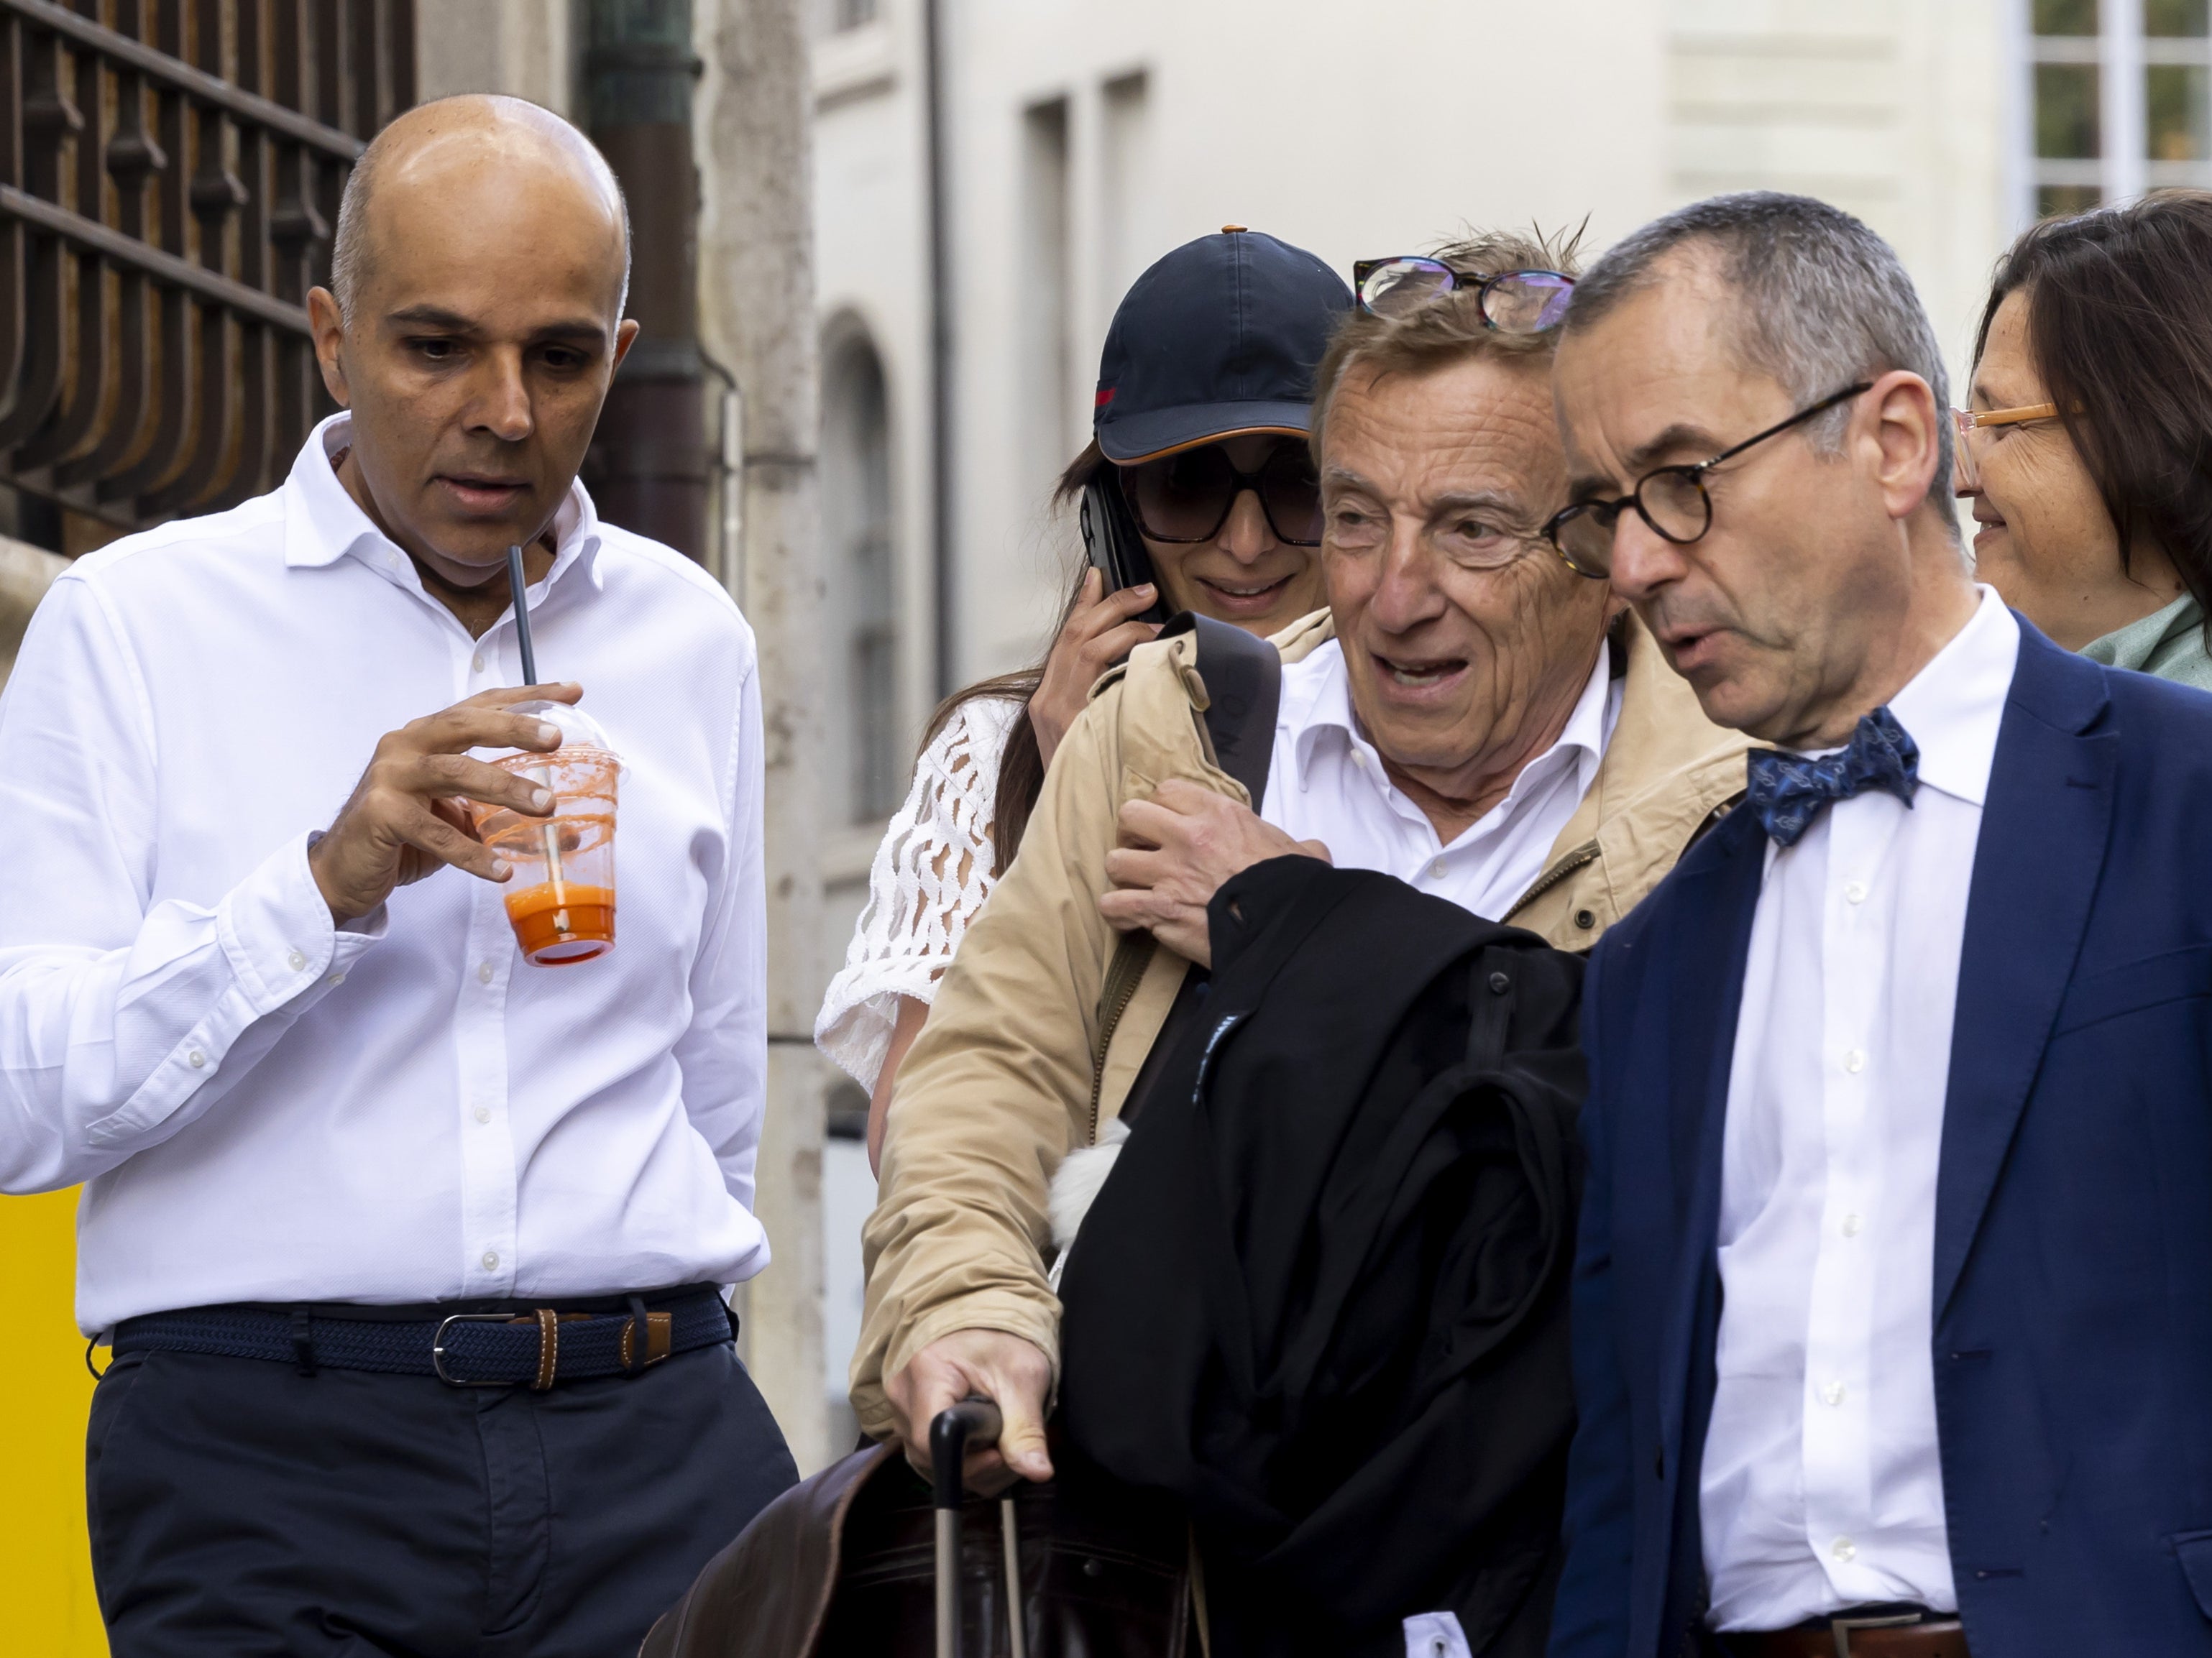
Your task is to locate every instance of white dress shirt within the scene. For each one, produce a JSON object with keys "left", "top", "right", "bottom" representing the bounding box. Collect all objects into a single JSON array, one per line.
[
  {"left": 0, "top": 415, "right": 770, "bottom": 1334},
  {"left": 1702, "top": 587, "right": 2019, "bottom": 1631},
  {"left": 1259, "top": 638, "right": 1618, "bottom": 918}
]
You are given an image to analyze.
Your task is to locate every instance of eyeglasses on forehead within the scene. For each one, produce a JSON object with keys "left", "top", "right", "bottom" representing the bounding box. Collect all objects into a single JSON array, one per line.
[{"left": 1352, "top": 257, "right": 1576, "bottom": 335}]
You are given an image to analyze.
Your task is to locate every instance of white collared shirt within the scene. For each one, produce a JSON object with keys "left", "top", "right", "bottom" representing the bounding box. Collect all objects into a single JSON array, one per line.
[
  {"left": 0, "top": 415, "right": 770, "bottom": 1334},
  {"left": 1258, "top": 638, "right": 1617, "bottom": 921},
  {"left": 1701, "top": 586, "right": 2020, "bottom": 1631}
]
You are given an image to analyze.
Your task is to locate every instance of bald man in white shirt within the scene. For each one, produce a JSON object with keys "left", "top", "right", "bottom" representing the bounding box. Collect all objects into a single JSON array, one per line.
[{"left": 0, "top": 96, "right": 793, "bottom": 1655}]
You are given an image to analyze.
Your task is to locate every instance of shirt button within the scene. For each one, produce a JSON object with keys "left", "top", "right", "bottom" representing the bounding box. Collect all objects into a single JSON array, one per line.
[
  {"left": 1430, "top": 860, "right": 1447, "bottom": 879},
  {"left": 1820, "top": 1380, "right": 1847, "bottom": 1406},
  {"left": 1352, "top": 750, "right": 1369, "bottom": 769},
  {"left": 474, "top": 1105, "right": 492, "bottom": 1125},
  {"left": 1845, "top": 880, "right": 1868, "bottom": 904},
  {"left": 327, "top": 972, "right": 346, "bottom": 987},
  {"left": 1832, "top": 1536, "right": 1858, "bottom": 1564},
  {"left": 1842, "top": 1212, "right": 1864, "bottom": 1237},
  {"left": 482, "top": 1251, "right": 500, "bottom": 1272},
  {"left": 1844, "top": 1049, "right": 1866, "bottom": 1074},
  {"left": 472, "top": 651, "right": 487, "bottom": 673},
  {"left": 186, "top": 1049, "right": 206, "bottom": 1069},
  {"left": 285, "top": 949, "right": 307, "bottom": 972},
  {"left": 477, "top": 961, "right": 495, "bottom": 985}
]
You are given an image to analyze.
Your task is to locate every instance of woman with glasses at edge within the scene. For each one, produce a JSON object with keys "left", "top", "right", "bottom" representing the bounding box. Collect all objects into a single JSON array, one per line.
[
  {"left": 1537, "top": 193, "right": 2212, "bottom": 695},
  {"left": 1952, "top": 190, "right": 2212, "bottom": 687},
  {"left": 817, "top": 229, "right": 1358, "bottom": 1171}
]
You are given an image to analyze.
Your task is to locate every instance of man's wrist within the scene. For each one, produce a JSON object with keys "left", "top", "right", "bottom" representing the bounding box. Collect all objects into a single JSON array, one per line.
[
  {"left": 305, "top": 833, "right": 348, "bottom": 925},
  {"left": 305, "top": 829, "right": 370, "bottom": 926}
]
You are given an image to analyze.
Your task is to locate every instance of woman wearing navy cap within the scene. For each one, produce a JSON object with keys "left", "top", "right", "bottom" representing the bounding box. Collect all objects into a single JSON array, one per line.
[{"left": 817, "top": 228, "right": 1351, "bottom": 1166}]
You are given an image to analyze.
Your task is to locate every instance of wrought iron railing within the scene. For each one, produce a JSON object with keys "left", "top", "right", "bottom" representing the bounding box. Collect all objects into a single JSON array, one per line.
[{"left": 0, "top": 0, "right": 414, "bottom": 533}]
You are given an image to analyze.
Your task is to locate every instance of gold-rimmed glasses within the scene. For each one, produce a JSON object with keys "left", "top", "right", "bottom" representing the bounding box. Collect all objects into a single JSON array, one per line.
[{"left": 1951, "top": 402, "right": 2060, "bottom": 492}]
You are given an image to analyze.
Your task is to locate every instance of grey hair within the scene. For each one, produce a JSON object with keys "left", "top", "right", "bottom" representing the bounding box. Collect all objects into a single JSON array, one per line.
[
  {"left": 1566, "top": 191, "right": 1955, "bottom": 517},
  {"left": 1310, "top": 223, "right": 1584, "bottom": 463},
  {"left": 329, "top": 94, "right": 632, "bottom": 321}
]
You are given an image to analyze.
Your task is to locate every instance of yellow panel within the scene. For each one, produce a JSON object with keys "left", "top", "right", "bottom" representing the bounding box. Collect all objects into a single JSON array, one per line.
[{"left": 0, "top": 1190, "right": 109, "bottom": 1655}]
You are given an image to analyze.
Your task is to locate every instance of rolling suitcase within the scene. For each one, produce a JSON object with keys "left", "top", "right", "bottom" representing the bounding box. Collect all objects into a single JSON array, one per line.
[{"left": 639, "top": 1403, "right": 1191, "bottom": 1657}]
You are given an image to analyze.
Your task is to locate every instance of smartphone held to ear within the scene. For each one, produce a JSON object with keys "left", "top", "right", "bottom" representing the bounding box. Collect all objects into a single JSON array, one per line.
[{"left": 1079, "top": 477, "right": 1170, "bottom": 625}]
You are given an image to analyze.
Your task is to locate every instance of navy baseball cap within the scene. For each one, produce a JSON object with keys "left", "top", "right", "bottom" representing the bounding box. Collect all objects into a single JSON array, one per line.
[{"left": 1093, "top": 227, "right": 1353, "bottom": 464}]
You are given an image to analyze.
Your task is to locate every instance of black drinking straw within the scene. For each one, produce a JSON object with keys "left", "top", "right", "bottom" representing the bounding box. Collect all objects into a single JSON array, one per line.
[
  {"left": 506, "top": 543, "right": 567, "bottom": 898},
  {"left": 505, "top": 543, "right": 538, "bottom": 684}
]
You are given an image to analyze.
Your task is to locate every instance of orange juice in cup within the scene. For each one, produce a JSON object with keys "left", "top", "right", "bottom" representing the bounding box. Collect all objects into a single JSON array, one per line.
[{"left": 473, "top": 704, "right": 621, "bottom": 966}]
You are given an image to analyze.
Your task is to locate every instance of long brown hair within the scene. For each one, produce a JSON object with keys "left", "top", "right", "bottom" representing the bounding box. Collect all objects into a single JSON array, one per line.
[
  {"left": 1975, "top": 190, "right": 2212, "bottom": 625},
  {"left": 919, "top": 440, "right": 1111, "bottom": 875}
]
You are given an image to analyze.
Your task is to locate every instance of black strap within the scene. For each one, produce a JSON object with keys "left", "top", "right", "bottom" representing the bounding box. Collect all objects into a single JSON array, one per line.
[
  {"left": 1158, "top": 610, "right": 1282, "bottom": 807},
  {"left": 1112, "top": 614, "right": 1284, "bottom": 1128},
  {"left": 290, "top": 1308, "right": 317, "bottom": 1378}
]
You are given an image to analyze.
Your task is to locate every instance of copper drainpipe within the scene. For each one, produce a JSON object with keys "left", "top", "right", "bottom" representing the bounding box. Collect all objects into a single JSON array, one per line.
[{"left": 582, "top": 0, "right": 707, "bottom": 561}]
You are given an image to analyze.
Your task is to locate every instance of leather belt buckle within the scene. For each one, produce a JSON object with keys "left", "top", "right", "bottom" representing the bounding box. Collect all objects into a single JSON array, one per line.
[
  {"left": 1822, "top": 1609, "right": 1964, "bottom": 1658},
  {"left": 1829, "top": 1613, "right": 1949, "bottom": 1658},
  {"left": 432, "top": 1311, "right": 543, "bottom": 1388}
]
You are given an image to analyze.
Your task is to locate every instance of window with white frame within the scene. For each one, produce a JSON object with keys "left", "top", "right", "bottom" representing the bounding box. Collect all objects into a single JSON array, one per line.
[
  {"left": 2030, "top": 0, "right": 2211, "bottom": 218},
  {"left": 811, "top": 0, "right": 879, "bottom": 34},
  {"left": 821, "top": 328, "right": 901, "bottom": 826}
]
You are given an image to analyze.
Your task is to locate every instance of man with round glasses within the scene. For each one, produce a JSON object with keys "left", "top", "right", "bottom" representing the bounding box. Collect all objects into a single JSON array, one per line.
[{"left": 1547, "top": 191, "right": 2212, "bottom": 1658}]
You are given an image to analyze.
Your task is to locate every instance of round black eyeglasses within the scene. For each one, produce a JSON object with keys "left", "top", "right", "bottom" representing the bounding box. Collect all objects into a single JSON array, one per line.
[
  {"left": 1541, "top": 383, "right": 1873, "bottom": 579},
  {"left": 1353, "top": 257, "right": 1576, "bottom": 334}
]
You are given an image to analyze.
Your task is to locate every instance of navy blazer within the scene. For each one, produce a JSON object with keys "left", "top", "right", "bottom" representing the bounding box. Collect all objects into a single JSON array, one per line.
[{"left": 1550, "top": 620, "right": 2212, "bottom": 1658}]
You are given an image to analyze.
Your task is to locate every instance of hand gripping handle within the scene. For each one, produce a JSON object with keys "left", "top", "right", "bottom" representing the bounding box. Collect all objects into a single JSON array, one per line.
[{"left": 930, "top": 1397, "right": 1003, "bottom": 1509}]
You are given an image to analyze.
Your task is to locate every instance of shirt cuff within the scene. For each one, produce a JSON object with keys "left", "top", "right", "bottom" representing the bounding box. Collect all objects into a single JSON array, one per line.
[{"left": 217, "top": 832, "right": 386, "bottom": 1015}]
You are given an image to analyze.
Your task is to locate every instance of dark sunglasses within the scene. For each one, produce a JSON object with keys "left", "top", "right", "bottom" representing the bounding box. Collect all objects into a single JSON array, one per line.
[
  {"left": 1353, "top": 257, "right": 1576, "bottom": 333},
  {"left": 1122, "top": 438, "right": 1323, "bottom": 547},
  {"left": 1541, "top": 382, "right": 1873, "bottom": 579}
]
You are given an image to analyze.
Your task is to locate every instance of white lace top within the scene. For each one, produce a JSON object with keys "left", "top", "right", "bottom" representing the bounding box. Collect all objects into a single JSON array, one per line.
[{"left": 814, "top": 695, "right": 1026, "bottom": 1091}]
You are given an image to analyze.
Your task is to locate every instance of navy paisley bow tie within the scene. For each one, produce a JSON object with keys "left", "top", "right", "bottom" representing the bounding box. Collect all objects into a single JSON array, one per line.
[{"left": 1744, "top": 706, "right": 1921, "bottom": 848}]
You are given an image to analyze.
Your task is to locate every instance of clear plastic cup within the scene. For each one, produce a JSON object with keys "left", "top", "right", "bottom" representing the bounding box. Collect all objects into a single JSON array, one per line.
[{"left": 472, "top": 702, "right": 621, "bottom": 966}]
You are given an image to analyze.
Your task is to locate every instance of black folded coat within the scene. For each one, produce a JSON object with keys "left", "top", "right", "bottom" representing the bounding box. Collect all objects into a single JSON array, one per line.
[{"left": 1058, "top": 856, "right": 1587, "bottom": 1658}]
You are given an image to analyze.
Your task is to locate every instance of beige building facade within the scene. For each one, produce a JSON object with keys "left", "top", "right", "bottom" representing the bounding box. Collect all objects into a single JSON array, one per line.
[{"left": 812, "top": 0, "right": 2013, "bottom": 747}]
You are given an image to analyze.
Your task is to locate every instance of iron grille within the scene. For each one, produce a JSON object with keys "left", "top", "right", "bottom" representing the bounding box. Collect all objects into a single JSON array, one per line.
[{"left": 0, "top": 0, "right": 414, "bottom": 534}]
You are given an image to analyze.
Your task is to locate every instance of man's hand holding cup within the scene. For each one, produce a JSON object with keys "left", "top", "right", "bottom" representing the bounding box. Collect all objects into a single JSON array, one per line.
[{"left": 310, "top": 682, "right": 584, "bottom": 925}]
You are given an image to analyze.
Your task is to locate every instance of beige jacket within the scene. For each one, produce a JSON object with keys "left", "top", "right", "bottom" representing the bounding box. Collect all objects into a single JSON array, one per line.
[{"left": 850, "top": 609, "right": 1749, "bottom": 1438}]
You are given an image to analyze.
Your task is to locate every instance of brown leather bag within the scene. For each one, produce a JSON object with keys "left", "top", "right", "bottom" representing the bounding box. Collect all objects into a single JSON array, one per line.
[{"left": 640, "top": 1434, "right": 1193, "bottom": 1657}]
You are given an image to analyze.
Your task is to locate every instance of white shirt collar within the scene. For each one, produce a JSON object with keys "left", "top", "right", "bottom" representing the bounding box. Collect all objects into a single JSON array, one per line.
[
  {"left": 281, "top": 412, "right": 605, "bottom": 599},
  {"left": 1285, "top": 635, "right": 1615, "bottom": 832},
  {"left": 1881, "top": 584, "right": 2019, "bottom": 809}
]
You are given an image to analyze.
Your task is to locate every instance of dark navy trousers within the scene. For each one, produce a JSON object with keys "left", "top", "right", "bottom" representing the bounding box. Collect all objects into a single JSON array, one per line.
[{"left": 87, "top": 1340, "right": 797, "bottom": 1657}]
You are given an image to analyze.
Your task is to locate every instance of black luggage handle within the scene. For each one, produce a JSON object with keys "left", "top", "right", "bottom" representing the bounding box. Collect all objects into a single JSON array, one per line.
[
  {"left": 930, "top": 1399, "right": 1027, "bottom": 1658},
  {"left": 930, "top": 1397, "right": 1001, "bottom": 1511}
]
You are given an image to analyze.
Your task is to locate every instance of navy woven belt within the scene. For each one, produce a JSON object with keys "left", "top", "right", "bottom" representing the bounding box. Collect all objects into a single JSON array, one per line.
[{"left": 112, "top": 1285, "right": 734, "bottom": 1389}]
